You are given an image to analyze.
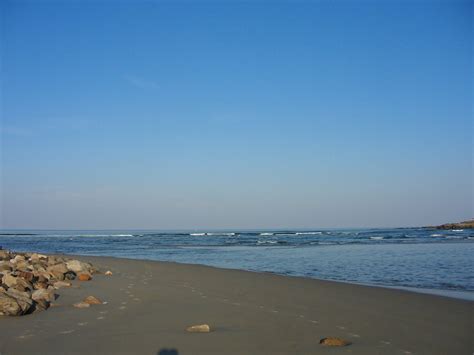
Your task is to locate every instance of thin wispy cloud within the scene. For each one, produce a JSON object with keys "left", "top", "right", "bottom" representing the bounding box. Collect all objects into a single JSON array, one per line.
[{"left": 125, "top": 75, "right": 159, "bottom": 89}]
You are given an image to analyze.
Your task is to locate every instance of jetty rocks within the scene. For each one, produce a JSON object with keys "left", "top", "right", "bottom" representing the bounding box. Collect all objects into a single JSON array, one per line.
[
  {"left": 0, "top": 249, "right": 97, "bottom": 316},
  {"left": 433, "top": 219, "right": 474, "bottom": 230}
]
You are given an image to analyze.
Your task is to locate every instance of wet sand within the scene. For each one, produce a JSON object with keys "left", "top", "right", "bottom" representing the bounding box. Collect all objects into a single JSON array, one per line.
[{"left": 0, "top": 255, "right": 472, "bottom": 354}]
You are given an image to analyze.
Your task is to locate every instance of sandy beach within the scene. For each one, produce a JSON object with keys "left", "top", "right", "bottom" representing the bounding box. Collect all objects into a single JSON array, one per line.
[{"left": 0, "top": 255, "right": 472, "bottom": 355}]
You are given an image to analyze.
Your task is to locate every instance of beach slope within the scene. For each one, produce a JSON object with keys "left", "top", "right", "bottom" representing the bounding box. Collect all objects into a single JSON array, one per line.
[{"left": 0, "top": 256, "right": 472, "bottom": 354}]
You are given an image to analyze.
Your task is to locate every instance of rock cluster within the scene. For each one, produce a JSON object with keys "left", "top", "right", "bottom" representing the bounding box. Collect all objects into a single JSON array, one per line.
[
  {"left": 0, "top": 249, "right": 96, "bottom": 316},
  {"left": 433, "top": 219, "right": 474, "bottom": 230}
]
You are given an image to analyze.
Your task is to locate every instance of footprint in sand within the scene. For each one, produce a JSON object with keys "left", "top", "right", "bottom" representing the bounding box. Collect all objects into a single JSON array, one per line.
[
  {"left": 309, "top": 320, "right": 319, "bottom": 324},
  {"left": 380, "top": 340, "right": 391, "bottom": 345},
  {"left": 97, "top": 316, "right": 105, "bottom": 320},
  {"left": 121, "top": 301, "right": 127, "bottom": 305},
  {"left": 17, "top": 334, "right": 34, "bottom": 339},
  {"left": 99, "top": 311, "right": 108, "bottom": 314},
  {"left": 336, "top": 325, "right": 346, "bottom": 330},
  {"left": 271, "top": 310, "right": 278, "bottom": 313},
  {"left": 78, "top": 322, "right": 88, "bottom": 326},
  {"left": 119, "top": 306, "right": 127, "bottom": 310},
  {"left": 133, "top": 298, "right": 140, "bottom": 301},
  {"left": 299, "top": 315, "right": 305, "bottom": 318}
]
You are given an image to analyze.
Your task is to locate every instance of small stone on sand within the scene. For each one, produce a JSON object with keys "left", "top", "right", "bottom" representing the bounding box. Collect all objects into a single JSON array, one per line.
[
  {"left": 73, "top": 302, "right": 90, "bottom": 309},
  {"left": 319, "top": 337, "right": 351, "bottom": 346},
  {"left": 186, "top": 324, "right": 211, "bottom": 333},
  {"left": 83, "top": 296, "right": 102, "bottom": 305},
  {"left": 105, "top": 270, "right": 113, "bottom": 276},
  {"left": 78, "top": 273, "right": 92, "bottom": 281}
]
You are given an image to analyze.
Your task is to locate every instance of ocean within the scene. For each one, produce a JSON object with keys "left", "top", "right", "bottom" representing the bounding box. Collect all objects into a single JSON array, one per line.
[{"left": 1, "top": 228, "right": 473, "bottom": 300}]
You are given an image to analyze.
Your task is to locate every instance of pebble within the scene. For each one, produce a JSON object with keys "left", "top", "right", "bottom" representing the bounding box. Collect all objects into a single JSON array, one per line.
[
  {"left": 186, "top": 324, "right": 211, "bottom": 333},
  {"left": 319, "top": 337, "right": 352, "bottom": 346}
]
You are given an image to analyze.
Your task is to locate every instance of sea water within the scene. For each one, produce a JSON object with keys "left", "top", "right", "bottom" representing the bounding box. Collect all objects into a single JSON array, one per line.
[{"left": 1, "top": 228, "right": 473, "bottom": 300}]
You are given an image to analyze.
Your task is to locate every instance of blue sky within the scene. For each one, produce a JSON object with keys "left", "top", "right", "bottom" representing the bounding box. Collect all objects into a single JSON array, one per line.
[{"left": 1, "top": 0, "right": 472, "bottom": 229}]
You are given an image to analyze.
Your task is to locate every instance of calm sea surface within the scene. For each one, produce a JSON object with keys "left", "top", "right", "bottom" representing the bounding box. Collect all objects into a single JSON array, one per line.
[{"left": 1, "top": 228, "right": 473, "bottom": 300}]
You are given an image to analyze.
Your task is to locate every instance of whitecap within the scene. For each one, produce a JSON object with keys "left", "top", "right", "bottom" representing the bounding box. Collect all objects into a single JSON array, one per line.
[{"left": 295, "top": 232, "right": 322, "bottom": 235}]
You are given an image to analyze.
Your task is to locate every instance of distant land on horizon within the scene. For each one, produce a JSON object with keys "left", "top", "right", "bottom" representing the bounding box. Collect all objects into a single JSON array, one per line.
[
  {"left": 428, "top": 219, "right": 474, "bottom": 230},
  {"left": 1, "top": 219, "right": 474, "bottom": 233}
]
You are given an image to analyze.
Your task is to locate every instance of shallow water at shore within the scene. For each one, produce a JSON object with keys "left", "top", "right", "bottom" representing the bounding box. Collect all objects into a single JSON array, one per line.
[{"left": 1, "top": 228, "right": 473, "bottom": 297}]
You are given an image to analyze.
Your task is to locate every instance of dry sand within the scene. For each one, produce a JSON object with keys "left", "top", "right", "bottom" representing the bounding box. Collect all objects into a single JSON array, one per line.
[{"left": 0, "top": 255, "right": 472, "bottom": 354}]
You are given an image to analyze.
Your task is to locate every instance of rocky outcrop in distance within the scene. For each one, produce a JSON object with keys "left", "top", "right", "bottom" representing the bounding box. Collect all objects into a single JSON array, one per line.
[{"left": 430, "top": 219, "right": 474, "bottom": 230}]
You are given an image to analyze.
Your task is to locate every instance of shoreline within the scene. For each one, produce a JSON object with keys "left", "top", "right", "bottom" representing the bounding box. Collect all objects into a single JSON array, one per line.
[
  {"left": 40, "top": 252, "right": 474, "bottom": 302},
  {"left": 1, "top": 253, "right": 472, "bottom": 354}
]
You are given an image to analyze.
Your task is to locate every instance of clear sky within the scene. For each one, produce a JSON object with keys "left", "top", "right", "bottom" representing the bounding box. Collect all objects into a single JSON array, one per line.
[{"left": 1, "top": 0, "right": 472, "bottom": 229}]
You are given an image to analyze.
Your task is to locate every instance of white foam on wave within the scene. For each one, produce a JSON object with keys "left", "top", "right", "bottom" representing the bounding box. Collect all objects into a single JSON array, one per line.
[
  {"left": 26, "top": 233, "right": 135, "bottom": 238},
  {"left": 257, "top": 240, "right": 277, "bottom": 244},
  {"left": 189, "top": 232, "right": 235, "bottom": 236},
  {"left": 370, "top": 236, "right": 384, "bottom": 240},
  {"left": 431, "top": 234, "right": 443, "bottom": 237},
  {"left": 259, "top": 233, "right": 274, "bottom": 236},
  {"left": 295, "top": 232, "right": 322, "bottom": 235},
  {"left": 451, "top": 229, "right": 464, "bottom": 232}
]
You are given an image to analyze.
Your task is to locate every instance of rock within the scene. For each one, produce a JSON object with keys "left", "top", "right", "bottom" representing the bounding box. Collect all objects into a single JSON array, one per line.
[
  {"left": 66, "top": 260, "right": 89, "bottom": 273},
  {"left": 11, "top": 255, "right": 25, "bottom": 264},
  {"left": 186, "top": 324, "right": 211, "bottom": 333},
  {"left": 83, "top": 295, "right": 102, "bottom": 305},
  {"left": 319, "top": 337, "right": 351, "bottom": 346},
  {"left": 29, "top": 253, "right": 47, "bottom": 262},
  {"left": 0, "top": 261, "right": 12, "bottom": 272},
  {"left": 0, "top": 250, "right": 10, "bottom": 260},
  {"left": 32, "top": 289, "right": 56, "bottom": 303},
  {"left": 34, "top": 271, "right": 51, "bottom": 282},
  {"left": 14, "top": 277, "right": 34, "bottom": 292},
  {"left": 53, "top": 281, "right": 72, "bottom": 289},
  {"left": 73, "top": 302, "right": 90, "bottom": 308},
  {"left": 6, "top": 288, "right": 33, "bottom": 314},
  {"left": 64, "top": 271, "right": 76, "bottom": 280},
  {"left": 432, "top": 219, "right": 474, "bottom": 230},
  {"left": 15, "top": 261, "right": 30, "bottom": 271},
  {"left": 18, "top": 271, "right": 35, "bottom": 282},
  {"left": 47, "top": 263, "right": 68, "bottom": 280},
  {"left": 105, "top": 270, "right": 113, "bottom": 276},
  {"left": 33, "top": 298, "right": 49, "bottom": 312},
  {"left": 33, "top": 281, "right": 49, "bottom": 289},
  {"left": 2, "top": 273, "right": 18, "bottom": 288},
  {"left": 78, "top": 273, "right": 92, "bottom": 281},
  {"left": 0, "top": 293, "right": 22, "bottom": 316}
]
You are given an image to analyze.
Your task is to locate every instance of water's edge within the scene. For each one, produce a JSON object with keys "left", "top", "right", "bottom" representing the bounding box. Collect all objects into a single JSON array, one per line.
[{"left": 63, "top": 251, "right": 474, "bottom": 302}]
